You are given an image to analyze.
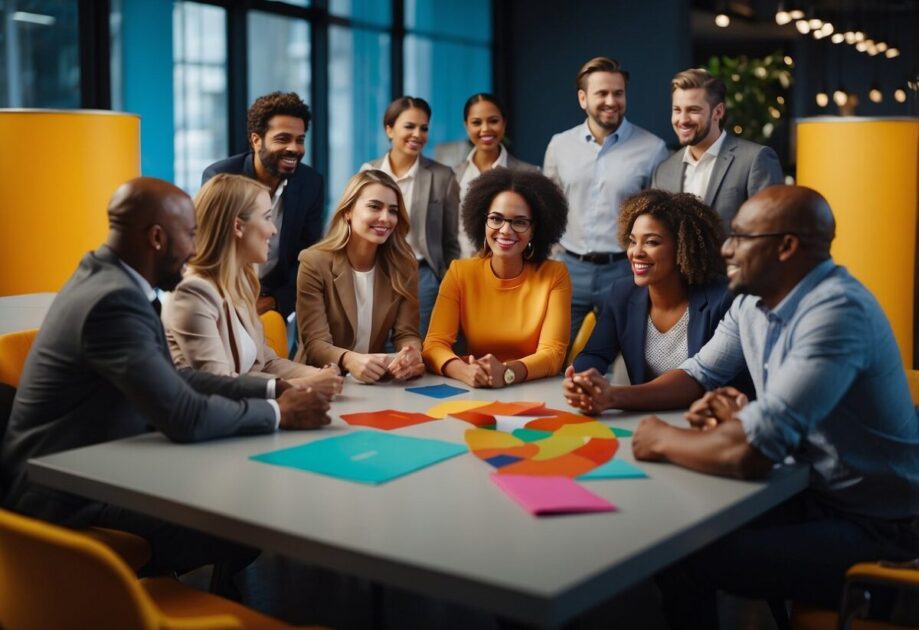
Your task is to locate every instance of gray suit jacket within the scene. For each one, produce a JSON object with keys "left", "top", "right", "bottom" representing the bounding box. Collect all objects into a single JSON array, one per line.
[
  {"left": 651, "top": 134, "right": 783, "bottom": 229},
  {"left": 364, "top": 155, "right": 460, "bottom": 278},
  {"left": 0, "top": 246, "right": 277, "bottom": 526}
]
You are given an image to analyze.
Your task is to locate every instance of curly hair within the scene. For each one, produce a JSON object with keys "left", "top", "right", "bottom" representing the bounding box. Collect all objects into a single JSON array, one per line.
[
  {"left": 617, "top": 190, "right": 725, "bottom": 285},
  {"left": 461, "top": 169, "right": 568, "bottom": 265},
  {"left": 247, "top": 91, "right": 311, "bottom": 142}
]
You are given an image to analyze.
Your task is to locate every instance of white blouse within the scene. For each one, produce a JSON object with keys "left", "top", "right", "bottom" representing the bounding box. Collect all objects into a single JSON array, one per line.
[{"left": 352, "top": 267, "right": 376, "bottom": 353}]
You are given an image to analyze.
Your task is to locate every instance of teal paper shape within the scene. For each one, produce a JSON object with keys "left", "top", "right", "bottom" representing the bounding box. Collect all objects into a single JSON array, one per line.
[
  {"left": 511, "top": 428, "right": 553, "bottom": 442},
  {"left": 578, "top": 458, "right": 648, "bottom": 480},
  {"left": 251, "top": 431, "right": 467, "bottom": 485},
  {"left": 610, "top": 426, "right": 634, "bottom": 437}
]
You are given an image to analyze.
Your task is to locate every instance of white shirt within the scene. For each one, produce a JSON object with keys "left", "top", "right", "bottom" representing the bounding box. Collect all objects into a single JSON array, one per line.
[
  {"left": 681, "top": 130, "right": 727, "bottom": 200},
  {"left": 457, "top": 146, "right": 509, "bottom": 257},
  {"left": 366, "top": 154, "right": 423, "bottom": 259},
  {"left": 260, "top": 178, "right": 287, "bottom": 278},
  {"left": 352, "top": 267, "right": 375, "bottom": 354}
]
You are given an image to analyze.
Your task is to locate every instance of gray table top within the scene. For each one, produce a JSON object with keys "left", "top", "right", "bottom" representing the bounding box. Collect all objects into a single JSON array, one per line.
[
  {"left": 29, "top": 374, "right": 808, "bottom": 628},
  {"left": 0, "top": 292, "right": 55, "bottom": 334}
]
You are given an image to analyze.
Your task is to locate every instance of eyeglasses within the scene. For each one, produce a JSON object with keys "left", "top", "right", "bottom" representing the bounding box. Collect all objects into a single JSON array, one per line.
[
  {"left": 486, "top": 213, "right": 533, "bottom": 233},
  {"left": 724, "top": 231, "right": 796, "bottom": 245}
]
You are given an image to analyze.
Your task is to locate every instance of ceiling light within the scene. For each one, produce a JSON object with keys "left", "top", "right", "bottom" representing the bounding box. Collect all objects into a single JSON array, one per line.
[
  {"left": 856, "top": 41, "right": 868, "bottom": 52},
  {"left": 795, "top": 20, "right": 810, "bottom": 34},
  {"left": 876, "top": 42, "right": 888, "bottom": 52},
  {"left": 894, "top": 88, "right": 907, "bottom": 103},
  {"left": 820, "top": 23, "right": 834, "bottom": 35},
  {"left": 833, "top": 89, "right": 848, "bottom": 107},
  {"left": 844, "top": 31, "right": 856, "bottom": 44},
  {"left": 869, "top": 85, "right": 883, "bottom": 103},
  {"left": 808, "top": 18, "right": 823, "bottom": 29},
  {"left": 789, "top": 9, "right": 804, "bottom": 19},
  {"left": 715, "top": 13, "right": 730, "bottom": 27},
  {"left": 854, "top": 31, "right": 865, "bottom": 42},
  {"left": 783, "top": 55, "right": 793, "bottom": 66},
  {"left": 885, "top": 47, "right": 900, "bottom": 58},
  {"left": 831, "top": 33, "right": 845, "bottom": 43},
  {"left": 816, "top": 91, "right": 829, "bottom": 107},
  {"left": 776, "top": 11, "right": 792, "bottom": 25}
]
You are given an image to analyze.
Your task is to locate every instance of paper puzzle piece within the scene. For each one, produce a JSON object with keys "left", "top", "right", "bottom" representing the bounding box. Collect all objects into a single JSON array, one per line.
[
  {"left": 554, "top": 420, "right": 616, "bottom": 440},
  {"left": 449, "top": 410, "right": 498, "bottom": 427},
  {"left": 578, "top": 458, "right": 648, "bottom": 480},
  {"left": 340, "top": 409, "right": 436, "bottom": 431},
  {"left": 485, "top": 454, "right": 523, "bottom": 468},
  {"left": 472, "top": 401, "right": 546, "bottom": 416},
  {"left": 405, "top": 383, "right": 469, "bottom": 399},
  {"left": 491, "top": 474, "right": 617, "bottom": 515},
  {"left": 511, "top": 428, "right": 553, "bottom": 442},
  {"left": 497, "top": 453, "right": 599, "bottom": 477},
  {"left": 250, "top": 431, "right": 466, "bottom": 485},
  {"left": 465, "top": 428, "right": 524, "bottom": 450},
  {"left": 610, "top": 426, "right": 634, "bottom": 437},
  {"left": 571, "top": 438, "right": 619, "bottom": 464},
  {"left": 426, "top": 400, "right": 491, "bottom": 419}
]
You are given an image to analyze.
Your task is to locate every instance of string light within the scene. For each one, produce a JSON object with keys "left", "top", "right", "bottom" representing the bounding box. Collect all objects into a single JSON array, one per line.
[
  {"left": 715, "top": 13, "right": 730, "bottom": 27},
  {"left": 894, "top": 88, "right": 907, "bottom": 103}
]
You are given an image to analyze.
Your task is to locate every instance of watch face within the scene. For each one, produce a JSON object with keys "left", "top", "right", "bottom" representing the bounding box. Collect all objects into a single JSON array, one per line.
[{"left": 503, "top": 367, "right": 515, "bottom": 385}]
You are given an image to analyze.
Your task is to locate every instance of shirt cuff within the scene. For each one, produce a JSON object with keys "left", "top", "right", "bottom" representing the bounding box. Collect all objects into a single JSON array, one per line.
[
  {"left": 267, "top": 378, "right": 277, "bottom": 399},
  {"left": 267, "top": 399, "right": 281, "bottom": 430}
]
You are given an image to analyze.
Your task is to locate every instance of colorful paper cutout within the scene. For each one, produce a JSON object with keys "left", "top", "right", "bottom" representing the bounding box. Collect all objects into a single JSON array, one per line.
[
  {"left": 250, "top": 431, "right": 467, "bottom": 485},
  {"left": 511, "top": 428, "right": 553, "bottom": 442},
  {"left": 405, "top": 383, "right": 469, "bottom": 399},
  {"left": 425, "top": 400, "right": 491, "bottom": 419},
  {"left": 578, "top": 458, "right": 648, "bottom": 480},
  {"left": 610, "top": 426, "right": 634, "bottom": 437},
  {"left": 491, "top": 474, "right": 617, "bottom": 515},
  {"left": 340, "top": 409, "right": 435, "bottom": 431}
]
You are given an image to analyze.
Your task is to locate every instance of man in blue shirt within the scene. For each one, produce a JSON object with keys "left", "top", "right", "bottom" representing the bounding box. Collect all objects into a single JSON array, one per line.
[
  {"left": 544, "top": 57, "right": 668, "bottom": 343},
  {"left": 564, "top": 185, "right": 919, "bottom": 626}
]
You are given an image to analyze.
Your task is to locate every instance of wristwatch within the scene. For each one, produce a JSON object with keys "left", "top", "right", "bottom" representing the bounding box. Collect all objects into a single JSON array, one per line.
[{"left": 503, "top": 364, "right": 516, "bottom": 386}]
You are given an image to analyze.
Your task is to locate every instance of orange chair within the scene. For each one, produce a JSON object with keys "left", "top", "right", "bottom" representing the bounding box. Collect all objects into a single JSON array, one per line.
[
  {"left": 0, "top": 508, "right": 330, "bottom": 629},
  {"left": 566, "top": 311, "right": 597, "bottom": 367},
  {"left": 261, "top": 310, "right": 290, "bottom": 359},
  {"left": 0, "top": 327, "right": 152, "bottom": 571}
]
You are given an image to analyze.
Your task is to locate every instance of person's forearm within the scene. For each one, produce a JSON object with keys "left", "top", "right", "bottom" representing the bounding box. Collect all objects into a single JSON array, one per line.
[
  {"left": 656, "top": 421, "right": 774, "bottom": 479},
  {"left": 610, "top": 369, "right": 705, "bottom": 411}
]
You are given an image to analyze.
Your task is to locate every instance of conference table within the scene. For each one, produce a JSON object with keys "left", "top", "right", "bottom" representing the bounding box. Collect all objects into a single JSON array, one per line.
[{"left": 28, "top": 374, "right": 808, "bottom": 628}]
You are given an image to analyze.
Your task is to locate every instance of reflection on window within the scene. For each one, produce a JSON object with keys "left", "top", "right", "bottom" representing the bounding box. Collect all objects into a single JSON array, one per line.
[
  {"left": 0, "top": 0, "right": 80, "bottom": 107},
  {"left": 329, "top": 0, "right": 391, "bottom": 28},
  {"left": 247, "top": 11, "right": 311, "bottom": 106},
  {"left": 328, "top": 25, "right": 391, "bottom": 207},
  {"left": 404, "top": 35, "right": 491, "bottom": 150},
  {"left": 405, "top": 0, "right": 491, "bottom": 42},
  {"left": 173, "top": 1, "right": 227, "bottom": 194}
]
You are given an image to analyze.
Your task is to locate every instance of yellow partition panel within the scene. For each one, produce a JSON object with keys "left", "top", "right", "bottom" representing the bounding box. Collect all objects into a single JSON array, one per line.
[
  {"left": 797, "top": 117, "right": 919, "bottom": 367},
  {"left": 0, "top": 110, "right": 140, "bottom": 296}
]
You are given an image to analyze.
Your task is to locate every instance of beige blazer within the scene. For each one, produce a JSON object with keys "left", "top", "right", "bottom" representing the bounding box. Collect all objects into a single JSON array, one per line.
[
  {"left": 163, "top": 274, "right": 309, "bottom": 379},
  {"left": 294, "top": 248, "right": 421, "bottom": 368}
]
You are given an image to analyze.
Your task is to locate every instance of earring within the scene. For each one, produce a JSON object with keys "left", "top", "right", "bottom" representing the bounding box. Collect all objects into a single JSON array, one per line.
[{"left": 524, "top": 241, "right": 535, "bottom": 260}]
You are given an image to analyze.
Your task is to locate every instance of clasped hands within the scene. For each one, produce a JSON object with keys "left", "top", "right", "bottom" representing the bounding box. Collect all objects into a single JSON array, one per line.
[
  {"left": 342, "top": 346, "right": 425, "bottom": 384},
  {"left": 448, "top": 353, "right": 511, "bottom": 388}
]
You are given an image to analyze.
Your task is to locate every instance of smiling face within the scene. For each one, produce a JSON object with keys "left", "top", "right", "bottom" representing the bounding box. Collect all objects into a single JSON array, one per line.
[
  {"left": 721, "top": 198, "right": 784, "bottom": 297},
  {"left": 578, "top": 71, "right": 627, "bottom": 134},
  {"left": 251, "top": 115, "right": 306, "bottom": 180},
  {"left": 671, "top": 87, "right": 724, "bottom": 148},
  {"left": 347, "top": 183, "right": 400, "bottom": 248},
  {"left": 627, "top": 214, "right": 679, "bottom": 287},
  {"left": 484, "top": 191, "right": 533, "bottom": 263},
  {"left": 236, "top": 191, "right": 276, "bottom": 266},
  {"left": 464, "top": 100, "right": 506, "bottom": 155},
  {"left": 386, "top": 107, "right": 429, "bottom": 160}
]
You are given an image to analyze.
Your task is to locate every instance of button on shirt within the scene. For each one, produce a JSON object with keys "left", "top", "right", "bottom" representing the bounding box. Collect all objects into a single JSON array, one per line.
[
  {"left": 543, "top": 118, "right": 668, "bottom": 254},
  {"left": 680, "top": 260, "right": 919, "bottom": 520},
  {"left": 681, "top": 130, "right": 727, "bottom": 200}
]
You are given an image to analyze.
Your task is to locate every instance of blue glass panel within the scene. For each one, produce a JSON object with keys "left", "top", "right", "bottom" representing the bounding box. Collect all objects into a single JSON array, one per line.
[
  {"left": 330, "top": 0, "right": 391, "bottom": 27},
  {"left": 405, "top": 0, "right": 491, "bottom": 43}
]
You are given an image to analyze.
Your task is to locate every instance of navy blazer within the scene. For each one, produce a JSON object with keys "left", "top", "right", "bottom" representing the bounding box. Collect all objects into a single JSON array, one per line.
[
  {"left": 573, "top": 277, "right": 734, "bottom": 385},
  {"left": 203, "top": 152, "right": 324, "bottom": 317}
]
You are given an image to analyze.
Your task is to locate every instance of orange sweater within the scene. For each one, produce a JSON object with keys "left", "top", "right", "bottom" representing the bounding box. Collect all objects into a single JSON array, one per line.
[{"left": 423, "top": 257, "right": 571, "bottom": 380}]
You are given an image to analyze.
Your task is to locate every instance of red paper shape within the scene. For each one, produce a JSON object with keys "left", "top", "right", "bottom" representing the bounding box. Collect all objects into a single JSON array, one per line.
[{"left": 340, "top": 410, "right": 436, "bottom": 431}]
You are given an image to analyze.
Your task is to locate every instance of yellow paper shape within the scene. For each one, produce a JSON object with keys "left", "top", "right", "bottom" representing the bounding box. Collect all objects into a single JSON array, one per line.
[
  {"left": 464, "top": 428, "right": 525, "bottom": 450},
  {"left": 555, "top": 421, "right": 616, "bottom": 440},
  {"left": 426, "top": 400, "right": 491, "bottom": 419},
  {"left": 531, "top": 435, "right": 586, "bottom": 461}
]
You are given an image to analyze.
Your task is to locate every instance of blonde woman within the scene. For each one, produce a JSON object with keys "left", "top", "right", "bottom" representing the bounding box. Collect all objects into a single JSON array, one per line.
[
  {"left": 295, "top": 170, "right": 424, "bottom": 383},
  {"left": 163, "top": 173, "right": 343, "bottom": 396}
]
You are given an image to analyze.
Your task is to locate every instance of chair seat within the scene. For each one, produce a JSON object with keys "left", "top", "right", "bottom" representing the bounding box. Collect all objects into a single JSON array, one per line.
[
  {"left": 792, "top": 603, "right": 914, "bottom": 630},
  {"left": 83, "top": 526, "right": 152, "bottom": 571},
  {"left": 142, "top": 577, "right": 332, "bottom": 630}
]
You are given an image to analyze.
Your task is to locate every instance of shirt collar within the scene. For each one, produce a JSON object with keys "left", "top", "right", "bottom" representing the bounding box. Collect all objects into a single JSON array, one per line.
[
  {"left": 756, "top": 258, "right": 837, "bottom": 322},
  {"left": 582, "top": 118, "right": 632, "bottom": 146},
  {"left": 464, "top": 145, "right": 507, "bottom": 170},
  {"left": 381, "top": 152, "right": 420, "bottom": 181},
  {"left": 117, "top": 259, "right": 157, "bottom": 302},
  {"left": 682, "top": 130, "right": 727, "bottom": 166},
  {"left": 272, "top": 178, "right": 288, "bottom": 204}
]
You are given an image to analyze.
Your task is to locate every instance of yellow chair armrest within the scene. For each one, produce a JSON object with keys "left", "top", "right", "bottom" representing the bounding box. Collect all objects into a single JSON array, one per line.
[{"left": 847, "top": 560, "right": 919, "bottom": 588}]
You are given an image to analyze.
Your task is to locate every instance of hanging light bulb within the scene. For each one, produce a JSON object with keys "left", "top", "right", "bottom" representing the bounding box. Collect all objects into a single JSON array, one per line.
[
  {"left": 831, "top": 32, "right": 845, "bottom": 44},
  {"left": 844, "top": 31, "right": 857, "bottom": 44},
  {"left": 869, "top": 83, "right": 883, "bottom": 103},
  {"left": 833, "top": 87, "right": 848, "bottom": 107},
  {"left": 876, "top": 42, "right": 888, "bottom": 52},
  {"left": 775, "top": 1, "right": 792, "bottom": 25},
  {"left": 808, "top": 18, "right": 823, "bottom": 29},
  {"left": 894, "top": 88, "right": 907, "bottom": 103},
  {"left": 816, "top": 91, "right": 829, "bottom": 107},
  {"left": 854, "top": 31, "right": 865, "bottom": 42},
  {"left": 856, "top": 41, "right": 868, "bottom": 52},
  {"left": 813, "top": 29, "right": 826, "bottom": 40},
  {"left": 795, "top": 20, "right": 810, "bottom": 34},
  {"left": 715, "top": 13, "right": 730, "bottom": 27},
  {"left": 867, "top": 43, "right": 879, "bottom": 56},
  {"left": 789, "top": 9, "right": 804, "bottom": 19},
  {"left": 885, "top": 47, "right": 900, "bottom": 58},
  {"left": 820, "top": 22, "right": 834, "bottom": 36},
  {"left": 783, "top": 55, "right": 794, "bottom": 66}
]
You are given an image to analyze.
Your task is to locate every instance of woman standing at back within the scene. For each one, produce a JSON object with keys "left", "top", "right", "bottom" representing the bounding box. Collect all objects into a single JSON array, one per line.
[{"left": 362, "top": 96, "right": 460, "bottom": 337}]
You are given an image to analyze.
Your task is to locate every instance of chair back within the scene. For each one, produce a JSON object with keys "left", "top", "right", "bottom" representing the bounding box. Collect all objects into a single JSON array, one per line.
[
  {"left": 0, "top": 328, "right": 38, "bottom": 387},
  {"left": 566, "top": 311, "right": 597, "bottom": 367},
  {"left": 0, "top": 508, "right": 162, "bottom": 629},
  {"left": 260, "top": 311, "right": 289, "bottom": 359}
]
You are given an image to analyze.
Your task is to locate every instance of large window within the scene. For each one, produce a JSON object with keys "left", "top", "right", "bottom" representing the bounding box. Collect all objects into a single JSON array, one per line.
[
  {"left": 0, "top": 0, "right": 80, "bottom": 108},
  {"left": 173, "top": 1, "right": 227, "bottom": 193}
]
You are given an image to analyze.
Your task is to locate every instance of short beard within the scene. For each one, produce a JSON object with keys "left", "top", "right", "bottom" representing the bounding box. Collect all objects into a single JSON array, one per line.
[
  {"left": 258, "top": 145, "right": 296, "bottom": 180},
  {"left": 679, "top": 120, "right": 713, "bottom": 148}
]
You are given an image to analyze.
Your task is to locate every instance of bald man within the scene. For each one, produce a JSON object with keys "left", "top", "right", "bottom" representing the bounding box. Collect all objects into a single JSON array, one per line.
[
  {"left": 564, "top": 185, "right": 919, "bottom": 625},
  {"left": 1, "top": 177, "right": 330, "bottom": 586}
]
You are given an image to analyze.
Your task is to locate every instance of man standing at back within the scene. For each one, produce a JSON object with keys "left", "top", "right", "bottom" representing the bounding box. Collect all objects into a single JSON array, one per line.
[
  {"left": 203, "top": 91, "right": 324, "bottom": 318},
  {"left": 653, "top": 68, "right": 783, "bottom": 230},
  {"left": 544, "top": 57, "right": 668, "bottom": 343}
]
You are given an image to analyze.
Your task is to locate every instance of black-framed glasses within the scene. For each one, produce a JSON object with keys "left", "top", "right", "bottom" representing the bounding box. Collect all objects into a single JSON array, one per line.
[
  {"left": 724, "top": 231, "right": 796, "bottom": 245},
  {"left": 486, "top": 213, "right": 533, "bottom": 233}
]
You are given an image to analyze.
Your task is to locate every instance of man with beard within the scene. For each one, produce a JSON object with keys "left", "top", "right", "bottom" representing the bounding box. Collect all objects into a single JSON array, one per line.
[
  {"left": 652, "top": 68, "right": 782, "bottom": 230},
  {"left": 564, "top": 186, "right": 919, "bottom": 628},
  {"left": 544, "top": 56, "right": 668, "bottom": 343},
  {"left": 203, "top": 91, "right": 323, "bottom": 318},
  {"left": 0, "top": 177, "right": 331, "bottom": 589}
]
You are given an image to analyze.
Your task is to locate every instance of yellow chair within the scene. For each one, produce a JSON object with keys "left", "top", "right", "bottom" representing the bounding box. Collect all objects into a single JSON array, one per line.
[
  {"left": 0, "top": 327, "right": 152, "bottom": 571},
  {"left": 261, "top": 310, "right": 290, "bottom": 359},
  {"left": 907, "top": 370, "right": 919, "bottom": 406},
  {"left": 791, "top": 561, "right": 919, "bottom": 629},
  {"left": 0, "top": 508, "right": 329, "bottom": 630},
  {"left": 566, "top": 311, "right": 597, "bottom": 367}
]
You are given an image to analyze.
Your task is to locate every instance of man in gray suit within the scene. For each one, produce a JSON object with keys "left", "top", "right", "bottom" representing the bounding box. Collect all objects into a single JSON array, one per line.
[
  {"left": 652, "top": 68, "right": 783, "bottom": 230},
  {"left": 1, "top": 177, "right": 330, "bottom": 583}
]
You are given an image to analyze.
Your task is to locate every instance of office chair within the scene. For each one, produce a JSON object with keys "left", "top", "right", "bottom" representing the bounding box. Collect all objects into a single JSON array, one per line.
[
  {"left": 261, "top": 310, "right": 291, "bottom": 359},
  {"left": 0, "top": 327, "right": 152, "bottom": 572},
  {"left": 566, "top": 310, "right": 597, "bottom": 367},
  {"left": 0, "top": 508, "right": 329, "bottom": 629}
]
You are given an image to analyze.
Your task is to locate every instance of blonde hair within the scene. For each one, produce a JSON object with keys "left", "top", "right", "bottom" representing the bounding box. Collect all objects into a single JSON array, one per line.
[
  {"left": 188, "top": 173, "right": 269, "bottom": 320},
  {"left": 313, "top": 170, "right": 418, "bottom": 305}
]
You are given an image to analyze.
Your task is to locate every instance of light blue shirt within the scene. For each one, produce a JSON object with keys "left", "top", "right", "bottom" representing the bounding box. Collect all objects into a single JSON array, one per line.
[
  {"left": 681, "top": 259, "right": 919, "bottom": 520},
  {"left": 543, "top": 118, "right": 668, "bottom": 254}
]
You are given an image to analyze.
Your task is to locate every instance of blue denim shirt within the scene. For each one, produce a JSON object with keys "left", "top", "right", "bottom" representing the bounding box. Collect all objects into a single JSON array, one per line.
[{"left": 681, "top": 260, "right": 919, "bottom": 520}]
